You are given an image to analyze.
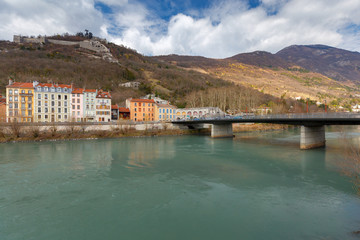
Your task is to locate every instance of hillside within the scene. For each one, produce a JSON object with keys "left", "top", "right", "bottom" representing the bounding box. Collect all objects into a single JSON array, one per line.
[
  {"left": 153, "top": 46, "right": 360, "bottom": 109},
  {"left": 0, "top": 40, "right": 233, "bottom": 106},
  {"left": 276, "top": 45, "right": 360, "bottom": 82}
]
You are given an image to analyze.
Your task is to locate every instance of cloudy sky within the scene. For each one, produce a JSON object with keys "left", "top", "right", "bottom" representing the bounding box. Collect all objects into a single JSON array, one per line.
[{"left": 0, "top": 0, "right": 359, "bottom": 58}]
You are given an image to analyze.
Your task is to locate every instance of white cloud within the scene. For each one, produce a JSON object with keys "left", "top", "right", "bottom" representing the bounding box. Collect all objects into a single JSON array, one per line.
[{"left": 0, "top": 0, "right": 359, "bottom": 58}]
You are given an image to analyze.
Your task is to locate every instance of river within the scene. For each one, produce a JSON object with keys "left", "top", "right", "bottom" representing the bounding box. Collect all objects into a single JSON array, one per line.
[{"left": 1, "top": 127, "right": 360, "bottom": 240}]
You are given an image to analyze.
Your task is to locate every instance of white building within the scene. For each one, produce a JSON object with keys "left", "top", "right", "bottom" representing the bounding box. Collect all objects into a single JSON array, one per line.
[
  {"left": 175, "top": 107, "right": 225, "bottom": 120},
  {"left": 83, "top": 89, "right": 98, "bottom": 122},
  {"left": 34, "top": 82, "right": 72, "bottom": 122},
  {"left": 95, "top": 90, "right": 111, "bottom": 122}
]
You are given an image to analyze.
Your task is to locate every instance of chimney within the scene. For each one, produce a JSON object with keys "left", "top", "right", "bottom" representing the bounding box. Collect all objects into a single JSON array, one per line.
[{"left": 8, "top": 78, "right": 13, "bottom": 86}]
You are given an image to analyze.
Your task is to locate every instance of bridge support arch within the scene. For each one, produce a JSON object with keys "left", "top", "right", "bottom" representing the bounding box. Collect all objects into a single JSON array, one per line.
[
  {"left": 300, "top": 125, "right": 325, "bottom": 149},
  {"left": 211, "top": 123, "right": 234, "bottom": 138}
]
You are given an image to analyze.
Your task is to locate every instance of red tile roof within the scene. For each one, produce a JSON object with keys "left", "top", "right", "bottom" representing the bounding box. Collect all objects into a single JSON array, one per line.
[
  {"left": 84, "top": 89, "right": 97, "bottom": 93},
  {"left": 96, "top": 91, "right": 111, "bottom": 99},
  {"left": 6, "top": 82, "right": 34, "bottom": 88},
  {"left": 37, "top": 83, "right": 72, "bottom": 88},
  {"left": 130, "top": 99, "right": 155, "bottom": 103},
  {"left": 111, "top": 104, "right": 118, "bottom": 109},
  {"left": 0, "top": 98, "right": 6, "bottom": 104},
  {"left": 72, "top": 88, "right": 84, "bottom": 94},
  {"left": 119, "top": 107, "right": 130, "bottom": 112}
]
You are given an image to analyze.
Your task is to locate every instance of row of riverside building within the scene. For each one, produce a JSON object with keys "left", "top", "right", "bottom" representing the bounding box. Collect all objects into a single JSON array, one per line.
[{"left": 1, "top": 80, "right": 224, "bottom": 123}]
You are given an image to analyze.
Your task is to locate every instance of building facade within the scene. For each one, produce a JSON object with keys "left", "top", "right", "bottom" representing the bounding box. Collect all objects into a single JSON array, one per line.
[
  {"left": 71, "top": 88, "right": 84, "bottom": 122},
  {"left": 129, "top": 99, "right": 155, "bottom": 122},
  {"left": 175, "top": 107, "right": 225, "bottom": 120},
  {"left": 155, "top": 103, "right": 177, "bottom": 121},
  {"left": 95, "top": 90, "right": 111, "bottom": 122},
  {"left": 0, "top": 95, "right": 6, "bottom": 122},
  {"left": 34, "top": 82, "right": 72, "bottom": 122},
  {"left": 111, "top": 104, "right": 119, "bottom": 121},
  {"left": 6, "top": 81, "right": 34, "bottom": 122},
  {"left": 83, "top": 89, "right": 97, "bottom": 122},
  {"left": 119, "top": 107, "right": 130, "bottom": 120}
]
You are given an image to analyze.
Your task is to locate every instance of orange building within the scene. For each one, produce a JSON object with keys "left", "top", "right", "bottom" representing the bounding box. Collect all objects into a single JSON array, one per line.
[
  {"left": 129, "top": 99, "right": 155, "bottom": 122},
  {"left": 0, "top": 95, "right": 6, "bottom": 122},
  {"left": 6, "top": 81, "right": 34, "bottom": 122}
]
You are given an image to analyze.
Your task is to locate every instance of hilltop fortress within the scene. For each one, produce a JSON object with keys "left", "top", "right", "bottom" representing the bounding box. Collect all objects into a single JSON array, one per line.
[{"left": 13, "top": 35, "right": 118, "bottom": 63}]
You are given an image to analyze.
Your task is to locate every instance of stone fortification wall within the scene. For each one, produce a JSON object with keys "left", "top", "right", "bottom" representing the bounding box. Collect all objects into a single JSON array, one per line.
[
  {"left": 47, "top": 39, "right": 79, "bottom": 46},
  {"left": 13, "top": 35, "right": 47, "bottom": 44},
  {"left": 79, "top": 40, "right": 110, "bottom": 53}
]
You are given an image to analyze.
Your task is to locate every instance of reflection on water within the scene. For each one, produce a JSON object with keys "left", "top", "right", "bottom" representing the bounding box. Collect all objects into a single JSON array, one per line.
[{"left": 1, "top": 127, "right": 360, "bottom": 240}]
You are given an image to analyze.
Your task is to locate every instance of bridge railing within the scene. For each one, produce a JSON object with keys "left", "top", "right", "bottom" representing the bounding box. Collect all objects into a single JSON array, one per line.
[{"left": 250, "top": 113, "right": 360, "bottom": 119}]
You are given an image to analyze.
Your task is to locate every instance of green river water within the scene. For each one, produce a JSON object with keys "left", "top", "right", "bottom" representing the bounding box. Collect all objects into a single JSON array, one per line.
[{"left": 1, "top": 127, "right": 360, "bottom": 240}]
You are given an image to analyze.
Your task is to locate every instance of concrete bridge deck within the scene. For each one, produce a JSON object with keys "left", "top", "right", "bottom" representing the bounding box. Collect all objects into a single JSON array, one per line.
[{"left": 172, "top": 113, "right": 360, "bottom": 149}]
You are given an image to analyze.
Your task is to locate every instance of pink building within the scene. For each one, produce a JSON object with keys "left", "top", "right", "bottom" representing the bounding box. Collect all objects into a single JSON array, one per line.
[{"left": 71, "top": 88, "right": 84, "bottom": 121}]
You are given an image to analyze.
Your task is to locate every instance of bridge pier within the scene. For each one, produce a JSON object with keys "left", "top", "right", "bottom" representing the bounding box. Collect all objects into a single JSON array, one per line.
[
  {"left": 211, "top": 123, "right": 234, "bottom": 138},
  {"left": 300, "top": 125, "right": 325, "bottom": 149}
]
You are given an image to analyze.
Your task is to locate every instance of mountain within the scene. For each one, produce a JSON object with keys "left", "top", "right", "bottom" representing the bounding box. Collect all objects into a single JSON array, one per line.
[
  {"left": 152, "top": 47, "right": 360, "bottom": 106},
  {"left": 226, "top": 51, "right": 291, "bottom": 69},
  {"left": 276, "top": 45, "right": 360, "bottom": 82}
]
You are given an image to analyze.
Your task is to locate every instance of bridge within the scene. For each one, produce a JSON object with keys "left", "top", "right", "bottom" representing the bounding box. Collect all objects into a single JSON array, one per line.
[{"left": 172, "top": 113, "right": 360, "bottom": 149}]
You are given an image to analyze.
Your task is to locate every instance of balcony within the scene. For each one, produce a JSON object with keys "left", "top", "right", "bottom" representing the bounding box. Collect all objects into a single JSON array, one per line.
[{"left": 20, "top": 93, "right": 33, "bottom": 97}]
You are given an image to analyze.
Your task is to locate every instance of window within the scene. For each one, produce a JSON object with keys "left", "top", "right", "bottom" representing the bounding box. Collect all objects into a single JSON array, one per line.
[
  {"left": 72, "top": 111, "right": 75, "bottom": 116},
  {"left": 28, "top": 110, "right": 31, "bottom": 116},
  {"left": 14, "top": 103, "right": 18, "bottom": 108},
  {"left": 45, "top": 102, "right": 48, "bottom": 107},
  {"left": 28, "top": 104, "right": 31, "bottom": 109},
  {"left": 28, "top": 90, "right": 32, "bottom": 94},
  {"left": 51, "top": 108, "right": 55, "bottom": 113},
  {"left": 14, "top": 96, "right": 18, "bottom": 101},
  {"left": 86, "top": 105, "right": 89, "bottom": 110},
  {"left": 167, "top": 109, "right": 169, "bottom": 113},
  {"left": 45, "top": 108, "right": 48, "bottom": 113},
  {"left": 38, "top": 115, "right": 41, "bottom": 119},
  {"left": 14, "top": 90, "right": 18, "bottom": 94},
  {"left": 72, "top": 94, "right": 75, "bottom": 97},
  {"left": 38, "top": 107, "right": 41, "bottom": 113},
  {"left": 64, "top": 88, "right": 67, "bottom": 93},
  {"left": 58, "top": 102, "right": 61, "bottom": 107},
  {"left": 135, "top": 113, "right": 137, "bottom": 116},
  {"left": 77, "top": 99, "right": 80, "bottom": 103},
  {"left": 64, "top": 115, "right": 67, "bottom": 119},
  {"left": 77, "top": 111, "right": 80, "bottom": 116},
  {"left": 64, "top": 102, "right": 67, "bottom": 107},
  {"left": 9, "top": 96, "right": 13, "bottom": 101},
  {"left": 58, "top": 95, "right": 61, "bottom": 100},
  {"left": 143, "top": 113, "right": 145, "bottom": 117},
  {"left": 72, "top": 99, "right": 75, "bottom": 103},
  {"left": 77, "top": 105, "right": 80, "bottom": 110},
  {"left": 44, "top": 87, "right": 48, "bottom": 92},
  {"left": 58, "top": 115, "right": 61, "bottom": 119},
  {"left": 135, "top": 103, "right": 137, "bottom": 106},
  {"left": 77, "top": 94, "right": 80, "bottom": 97},
  {"left": 45, "top": 115, "right": 48, "bottom": 119},
  {"left": 72, "top": 105, "right": 75, "bottom": 110},
  {"left": 51, "top": 94, "right": 54, "bottom": 100},
  {"left": 9, "top": 103, "right": 13, "bottom": 109},
  {"left": 159, "top": 109, "right": 161, "bottom": 113},
  {"left": 37, "top": 87, "right": 41, "bottom": 91},
  {"left": 21, "top": 90, "right": 25, "bottom": 94},
  {"left": 57, "top": 88, "right": 61, "bottom": 92},
  {"left": 58, "top": 108, "right": 61, "bottom": 113},
  {"left": 45, "top": 94, "right": 48, "bottom": 99},
  {"left": 143, "top": 108, "right": 145, "bottom": 112},
  {"left": 51, "top": 101, "right": 55, "bottom": 106},
  {"left": 9, "top": 90, "right": 12, "bottom": 95},
  {"left": 51, "top": 87, "right": 55, "bottom": 92},
  {"left": 64, "top": 108, "right": 67, "bottom": 113},
  {"left": 38, "top": 94, "right": 41, "bottom": 99},
  {"left": 64, "top": 95, "right": 67, "bottom": 100},
  {"left": 160, "top": 115, "right": 162, "bottom": 119}
]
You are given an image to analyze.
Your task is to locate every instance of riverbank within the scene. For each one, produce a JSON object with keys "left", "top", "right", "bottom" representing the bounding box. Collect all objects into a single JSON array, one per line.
[{"left": 0, "top": 123, "right": 291, "bottom": 143}]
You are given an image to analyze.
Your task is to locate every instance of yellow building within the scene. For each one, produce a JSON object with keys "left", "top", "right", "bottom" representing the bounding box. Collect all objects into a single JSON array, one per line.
[
  {"left": 155, "top": 103, "right": 177, "bottom": 121},
  {"left": 6, "top": 81, "right": 34, "bottom": 122}
]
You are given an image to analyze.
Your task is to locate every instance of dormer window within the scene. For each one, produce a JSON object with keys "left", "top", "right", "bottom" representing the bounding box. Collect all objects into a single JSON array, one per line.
[
  {"left": 57, "top": 88, "right": 61, "bottom": 92},
  {"left": 51, "top": 87, "right": 55, "bottom": 92},
  {"left": 64, "top": 88, "right": 67, "bottom": 92},
  {"left": 44, "top": 87, "right": 48, "bottom": 92},
  {"left": 37, "top": 87, "right": 41, "bottom": 91}
]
